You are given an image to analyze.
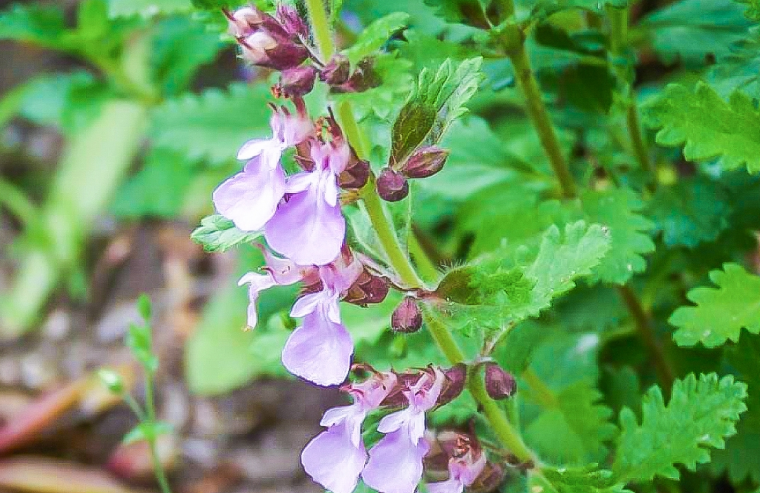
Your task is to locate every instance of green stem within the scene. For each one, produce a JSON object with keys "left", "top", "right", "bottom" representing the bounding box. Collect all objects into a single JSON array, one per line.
[
  {"left": 617, "top": 285, "right": 674, "bottom": 393},
  {"left": 304, "top": 0, "right": 335, "bottom": 60},
  {"left": 144, "top": 374, "right": 172, "bottom": 493},
  {"left": 337, "top": 101, "right": 370, "bottom": 159},
  {"left": 422, "top": 306, "right": 536, "bottom": 464},
  {"left": 0, "top": 177, "right": 37, "bottom": 226},
  {"left": 606, "top": 6, "right": 655, "bottom": 189},
  {"left": 409, "top": 232, "right": 440, "bottom": 283},
  {"left": 509, "top": 43, "right": 577, "bottom": 198},
  {"left": 363, "top": 179, "right": 424, "bottom": 288}
]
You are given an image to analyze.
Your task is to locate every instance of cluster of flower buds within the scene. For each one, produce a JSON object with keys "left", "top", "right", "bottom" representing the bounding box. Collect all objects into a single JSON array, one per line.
[
  {"left": 425, "top": 430, "right": 506, "bottom": 493},
  {"left": 302, "top": 365, "right": 467, "bottom": 493},
  {"left": 377, "top": 146, "right": 450, "bottom": 202}
]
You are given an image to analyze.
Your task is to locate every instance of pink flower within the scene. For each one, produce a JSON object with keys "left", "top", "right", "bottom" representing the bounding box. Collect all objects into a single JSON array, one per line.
[
  {"left": 213, "top": 104, "right": 313, "bottom": 232},
  {"left": 426, "top": 453, "right": 487, "bottom": 493},
  {"left": 265, "top": 138, "right": 350, "bottom": 266},
  {"left": 362, "top": 369, "right": 446, "bottom": 493},
  {"left": 302, "top": 372, "right": 397, "bottom": 493}
]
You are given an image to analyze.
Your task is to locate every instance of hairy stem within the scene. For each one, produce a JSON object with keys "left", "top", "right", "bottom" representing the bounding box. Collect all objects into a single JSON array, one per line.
[
  {"left": 409, "top": 232, "right": 440, "bottom": 283},
  {"left": 509, "top": 43, "right": 577, "bottom": 198},
  {"left": 422, "top": 306, "right": 536, "bottom": 464},
  {"left": 304, "top": 0, "right": 334, "bottom": 60},
  {"left": 617, "top": 285, "right": 675, "bottom": 392}
]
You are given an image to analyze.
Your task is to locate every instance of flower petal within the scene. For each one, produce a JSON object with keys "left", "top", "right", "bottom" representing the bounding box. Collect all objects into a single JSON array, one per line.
[
  {"left": 213, "top": 158, "right": 286, "bottom": 232},
  {"left": 237, "top": 138, "right": 279, "bottom": 161},
  {"left": 362, "top": 430, "right": 429, "bottom": 493},
  {"left": 237, "top": 271, "right": 276, "bottom": 328},
  {"left": 281, "top": 311, "right": 353, "bottom": 386},
  {"left": 426, "top": 478, "right": 463, "bottom": 493},
  {"left": 302, "top": 424, "right": 366, "bottom": 493}
]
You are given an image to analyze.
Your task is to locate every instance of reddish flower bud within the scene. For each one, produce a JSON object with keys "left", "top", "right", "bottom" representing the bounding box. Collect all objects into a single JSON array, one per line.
[
  {"left": 338, "top": 150, "right": 370, "bottom": 189},
  {"left": 239, "top": 31, "right": 309, "bottom": 71},
  {"left": 330, "top": 57, "right": 381, "bottom": 93},
  {"left": 402, "top": 146, "right": 449, "bottom": 179},
  {"left": 484, "top": 363, "right": 516, "bottom": 400},
  {"left": 377, "top": 167, "right": 409, "bottom": 202},
  {"left": 276, "top": 4, "right": 309, "bottom": 38},
  {"left": 437, "top": 363, "right": 467, "bottom": 406},
  {"left": 225, "top": 6, "right": 264, "bottom": 37},
  {"left": 277, "top": 65, "right": 317, "bottom": 97},
  {"left": 320, "top": 54, "right": 351, "bottom": 85},
  {"left": 343, "top": 270, "right": 389, "bottom": 306},
  {"left": 391, "top": 296, "right": 422, "bottom": 333}
]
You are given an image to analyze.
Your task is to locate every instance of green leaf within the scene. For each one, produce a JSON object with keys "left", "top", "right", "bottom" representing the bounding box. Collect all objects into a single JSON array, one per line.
[
  {"left": 642, "top": 82, "right": 760, "bottom": 173},
  {"left": 709, "top": 27, "right": 760, "bottom": 99},
  {"left": 736, "top": 0, "right": 760, "bottom": 20},
  {"left": 581, "top": 189, "right": 655, "bottom": 285},
  {"left": 390, "top": 57, "right": 483, "bottom": 165},
  {"left": 530, "top": 0, "right": 628, "bottom": 21},
  {"left": 344, "top": 12, "right": 410, "bottom": 64},
  {"left": 423, "top": 0, "right": 489, "bottom": 28},
  {"left": 669, "top": 263, "right": 760, "bottom": 348},
  {"left": 123, "top": 421, "right": 174, "bottom": 444},
  {"left": 137, "top": 294, "right": 152, "bottom": 321},
  {"left": 525, "top": 381, "right": 617, "bottom": 465},
  {"left": 191, "top": 214, "right": 263, "bottom": 253},
  {"left": 150, "top": 17, "right": 225, "bottom": 96},
  {"left": 112, "top": 148, "right": 196, "bottom": 218},
  {"left": 106, "top": 0, "right": 192, "bottom": 18},
  {"left": 641, "top": 0, "right": 751, "bottom": 65},
  {"left": 711, "top": 336, "right": 760, "bottom": 483},
  {"left": 0, "top": 3, "right": 68, "bottom": 49},
  {"left": 529, "top": 467, "right": 631, "bottom": 493},
  {"left": 150, "top": 82, "right": 272, "bottom": 165},
  {"left": 646, "top": 177, "right": 731, "bottom": 248},
  {"left": 613, "top": 373, "right": 748, "bottom": 482}
]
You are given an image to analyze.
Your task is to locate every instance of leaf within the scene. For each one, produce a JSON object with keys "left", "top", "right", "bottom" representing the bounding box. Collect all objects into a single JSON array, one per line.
[
  {"left": 641, "top": 82, "right": 760, "bottom": 174},
  {"left": 423, "top": 0, "right": 489, "bottom": 28},
  {"left": 191, "top": 214, "right": 263, "bottom": 252},
  {"left": 106, "top": 0, "right": 192, "bottom": 18},
  {"left": 530, "top": 0, "right": 628, "bottom": 21},
  {"left": 613, "top": 373, "right": 748, "bottom": 482},
  {"left": 709, "top": 27, "right": 760, "bottom": 99},
  {"left": 525, "top": 381, "right": 617, "bottom": 465},
  {"left": 711, "top": 336, "right": 760, "bottom": 483},
  {"left": 646, "top": 177, "right": 732, "bottom": 248},
  {"left": 344, "top": 12, "right": 410, "bottom": 64},
  {"left": 390, "top": 57, "right": 483, "bottom": 165},
  {"left": 641, "top": 0, "right": 751, "bottom": 65},
  {"left": 529, "top": 467, "right": 631, "bottom": 493},
  {"left": 581, "top": 189, "right": 655, "bottom": 285},
  {"left": 112, "top": 149, "right": 196, "bottom": 218},
  {"left": 150, "top": 16, "right": 225, "bottom": 96},
  {"left": 150, "top": 82, "right": 272, "bottom": 165},
  {"left": 122, "top": 421, "right": 173, "bottom": 444},
  {"left": 0, "top": 3, "right": 68, "bottom": 49},
  {"left": 736, "top": 0, "right": 760, "bottom": 20},
  {"left": 669, "top": 263, "right": 760, "bottom": 348}
]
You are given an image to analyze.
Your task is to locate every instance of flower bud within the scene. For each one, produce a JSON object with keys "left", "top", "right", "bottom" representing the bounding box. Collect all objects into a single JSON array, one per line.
[
  {"left": 484, "top": 363, "right": 516, "bottom": 400},
  {"left": 338, "top": 151, "right": 370, "bottom": 190},
  {"left": 330, "top": 57, "right": 381, "bottom": 93},
  {"left": 437, "top": 363, "right": 467, "bottom": 406},
  {"left": 343, "top": 270, "right": 389, "bottom": 306},
  {"left": 225, "top": 6, "right": 264, "bottom": 37},
  {"left": 239, "top": 32, "right": 309, "bottom": 71},
  {"left": 402, "top": 146, "right": 449, "bottom": 179},
  {"left": 320, "top": 54, "right": 351, "bottom": 85},
  {"left": 377, "top": 167, "right": 409, "bottom": 202},
  {"left": 391, "top": 296, "right": 422, "bottom": 333},
  {"left": 276, "top": 4, "right": 309, "bottom": 38},
  {"left": 277, "top": 65, "right": 317, "bottom": 97}
]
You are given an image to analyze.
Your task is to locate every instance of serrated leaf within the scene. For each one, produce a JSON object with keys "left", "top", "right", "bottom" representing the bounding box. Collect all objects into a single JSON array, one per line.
[
  {"left": 530, "top": 0, "right": 628, "bottom": 21},
  {"left": 736, "top": 0, "right": 760, "bottom": 20},
  {"left": 641, "top": 0, "right": 751, "bottom": 65},
  {"left": 150, "top": 83, "right": 272, "bottom": 165},
  {"left": 642, "top": 82, "right": 760, "bottom": 173},
  {"left": 525, "top": 381, "right": 617, "bottom": 465},
  {"left": 581, "top": 189, "right": 655, "bottom": 285},
  {"left": 344, "top": 12, "right": 410, "bottom": 64},
  {"left": 613, "top": 373, "right": 748, "bottom": 482},
  {"left": 646, "top": 176, "right": 731, "bottom": 248},
  {"left": 530, "top": 467, "right": 631, "bottom": 493},
  {"left": 669, "top": 263, "right": 760, "bottom": 347},
  {"left": 106, "top": 0, "right": 192, "bottom": 18},
  {"left": 390, "top": 57, "right": 483, "bottom": 165},
  {"left": 709, "top": 27, "right": 760, "bottom": 99},
  {"left": 191, "top": 214, "right": 263, "bottom": 252},
  {"left": 423, "top": 0, "right": 489, "bottom": 28}
]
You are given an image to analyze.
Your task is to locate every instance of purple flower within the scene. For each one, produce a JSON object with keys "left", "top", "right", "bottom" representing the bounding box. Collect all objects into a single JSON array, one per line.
[
  {"left": 213, "top": 104, "right": 313, "bottom": 232},
  {"left": 426, "top": 453, "right": 487, "bottom": 493},
  {"left": 362, "top": 369, "right": 446, "bottom": 493},
  {"left": 265, "top": 139, "right": 350, "bottom": 266},
  {"left": 281, "top": 256, "right": 363, "bottom": 385},
  {"left": 302, "top": 372, "right": 397, "bottom": 493}
]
